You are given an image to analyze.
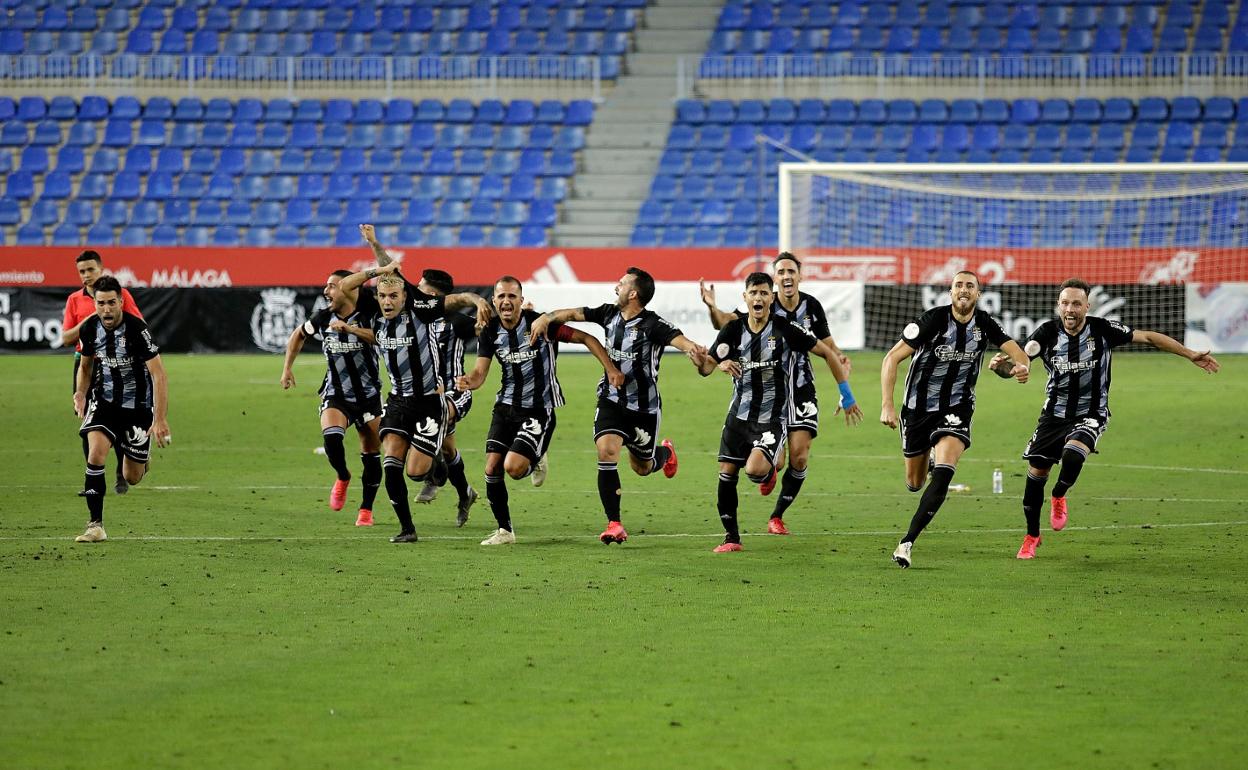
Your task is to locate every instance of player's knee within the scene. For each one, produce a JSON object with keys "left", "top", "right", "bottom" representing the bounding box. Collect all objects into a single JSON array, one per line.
[
  {"left": 123, "top": 464, "right": 146, "bottom": 485},
  {"left": 906, "top": 480, "right": 923, "bottom": 492},
  {"left": 504, "top": 458, "right": 529, "bottom": 479},
  {"left": 628, "top": 452, "right": 651, "bottom": 476},
  {"left": 746, "top": 470, "right": 771, "bottom": 485}
]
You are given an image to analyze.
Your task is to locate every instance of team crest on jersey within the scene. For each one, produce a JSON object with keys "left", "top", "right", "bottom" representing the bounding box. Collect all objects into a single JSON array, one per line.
[
  {"left": 251, "top": 288, "right": 308, "bottom": 354},
  {"left": 944, "top": 414, "right": 962, "bottom": 426},
  {"left": 754, "top": 431, "right": 777, "bottom": 447},
  {"left": 767, "top": 336, "right": 776, "bottom": 350}
]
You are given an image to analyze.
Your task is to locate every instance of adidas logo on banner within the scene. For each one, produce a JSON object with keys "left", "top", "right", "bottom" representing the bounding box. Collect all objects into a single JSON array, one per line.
[{"left": 528, "top": 253, "right": 578, "bottom": 284}]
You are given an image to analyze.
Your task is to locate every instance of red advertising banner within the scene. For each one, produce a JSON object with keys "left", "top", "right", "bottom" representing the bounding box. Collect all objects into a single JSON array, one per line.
[{"left": 2, "top": 246, "right": 1246, "bottom": 287}]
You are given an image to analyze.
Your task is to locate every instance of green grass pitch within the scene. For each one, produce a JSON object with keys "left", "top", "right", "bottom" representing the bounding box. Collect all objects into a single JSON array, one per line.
[{"left": 1, "top": 352, "right": 1246, "bottom": 769}]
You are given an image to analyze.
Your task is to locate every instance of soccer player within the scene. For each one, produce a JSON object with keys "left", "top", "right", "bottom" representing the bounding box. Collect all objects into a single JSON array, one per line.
[
  {"left": 280, "top": 269, "right": 384, "bottom": 526},
  {"left": 691, "top": 272, "right": 862, "bottom": 553},
  {"left": 334, "top": 263, "right": 491, "bottom": 543},
  {"left": 699, "top": 253, "right": 852, "bottom": 531},
  {"left": 989, "top": 278, "right": 1220, "bottom": 560},
  {"left": 71, "top": 276, "right": 171, "bottom": 542},
  {"left": 880, "top": 270, "right": 1030, "bottom": 569},
  {"left": 527, "top": 267, "right": 709, "bottom": 544},
  {"left": 63, "top": 250, "right": 143, "bottom": 495},
  {"left": 455, "top": 276, "right": 624, "bottom": 546}
]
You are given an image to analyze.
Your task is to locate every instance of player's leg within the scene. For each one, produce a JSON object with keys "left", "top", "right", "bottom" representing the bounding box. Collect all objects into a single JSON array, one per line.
[
  {"left": 382, "top": 432, "right": 419, "bottom": 541},
  {"left": 899, "top": 411, "right": 931, "bottom": 491},
  {"left": 1049, "top": 424, "right": 1099, "bottom": 529},
  {"left": 595, "top": 432, "right": 628, "bottom": 544},
  {"left": 354, "top": 416, "right": 382, "bottom": 526},
  {"left": 320, "top": 403, "right": 353, "bottom": 511},
  {"left": 892, "top": 434, "right": 967, "bottom": 569},
  {"left": 76, "top": 427, "right": 114, "bottom": 542},
  {"left": 117, "top": 409, "right": 153, "bottom": 486},
  {"left": 1017, "top": 462, "right": 1052, "bottom": 559},
  {"left": 481, "top": 407, "right": 520, "bottom": 543},
  {"left": 415, "top": 397, "right": 457, "bottom": 504},
  {"left": 715, "top": 460, "right": 744, "bottom": 551},
  {"left": 769, "top": 428, "right": 814, "bottom": 531}
]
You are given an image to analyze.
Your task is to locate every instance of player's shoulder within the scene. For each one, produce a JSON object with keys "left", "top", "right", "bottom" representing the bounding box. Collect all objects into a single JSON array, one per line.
[
  {"left": 798, "top": 291, "right": 825, "bottom": 311},
  {"left": 1089, "top": 315, "right": 1131, "bottom": 334}
]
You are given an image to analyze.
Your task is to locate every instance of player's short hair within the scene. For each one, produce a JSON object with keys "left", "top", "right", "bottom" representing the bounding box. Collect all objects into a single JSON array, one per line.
[
  {"left": 772, "top": 252, "right": 801, "bottom": 270},
  {"left": 421, "top": 269, "right": 454, "bottom": 296},
  {"left": 92, "top": 275, "right": 122, "bottom": 296},
  {"left": 953, "top": 269, "right": 981, "bottom": 287},
  {"left": 76, "top": 250, "right": 103, "bottom": 265},
  {"left": 329, "top": 269, "right": 352, "bottom": 280},
  {"left": 376, "top": 273, "right": 405, "bottom": 291},
  {"left": 495, "top": 275, "right": 522, "bottom": 293},
  {"left": 625, "top": 267, "right": 655, "bottom": 306},
  {"left": 744, "top": 271, "right": 773, "bottom": 290},
  {"left": 1060, "top": 277, "right": 1091, "bottom": 296}
]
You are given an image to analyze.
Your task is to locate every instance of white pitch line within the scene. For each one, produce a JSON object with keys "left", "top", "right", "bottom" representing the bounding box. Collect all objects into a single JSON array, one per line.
[{"left": 2, "top": 520, "right": 1246, "bottom": 543}]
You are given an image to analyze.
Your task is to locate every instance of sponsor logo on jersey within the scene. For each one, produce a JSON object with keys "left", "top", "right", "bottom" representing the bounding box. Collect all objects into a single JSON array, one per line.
[
  {"left": 933, "top": 344, "right": 981, "bottom": 363},
  {"left": 499, "top": 349, "right": 541, "bottom": 364}
]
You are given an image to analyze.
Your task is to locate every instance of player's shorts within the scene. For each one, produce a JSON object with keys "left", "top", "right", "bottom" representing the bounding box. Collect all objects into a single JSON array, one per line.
[
  {"left": 593, "top": 397, "right": 661, "bottom": 462},
  {"left": 486, "top": 403, "right": 556, "bottom": 464},
  {"left": 320, "top": 394, "right": 382, "bottom": 430},
  {"left": 379, "top": 393, "right": 446, "bottom": 457},
  {"left": 786, "top": 382, "right": 820, "bottom": 437},
  {"left": 900, "top": 405, "right": 974, "bottom": 458},
  {"left": 1023, "top": 413, "right": 1108, "bottom": 467},
  {"left": 718, "top": 417, "right": 785, "bottom": 466},
  {"left": 79, "top": 399, "right": 154, "bottom": 463},
  {"left": 443, "top": 388, "right": 473, "bottom": 436}
]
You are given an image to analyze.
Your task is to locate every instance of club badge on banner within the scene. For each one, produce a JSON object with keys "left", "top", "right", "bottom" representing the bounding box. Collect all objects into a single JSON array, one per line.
[{"left": 1186, "top": 283, "right": 1248, "bottom": 352}]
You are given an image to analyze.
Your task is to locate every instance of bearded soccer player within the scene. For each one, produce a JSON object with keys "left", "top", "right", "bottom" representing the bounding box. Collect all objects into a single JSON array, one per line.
[
  {"left": 334, "top": 263, "right": 490, "bottom": 543},
  {"left": 880, "top": 271, "right": 1030, "bottom": 569},
  {"left": 691, "top": 272, "right": 862, "bottom": 553},
  {"left": 456, "top": 276, "right": 623, "bottom": 546},
  {"left": 527, "top": 267, "right": 708, "bottom": 544},
  {"left": 699, "top": 253, "right": 852, "bottom": 532},
  {"left": 72, "top": 276, "right": 171, "bottom": 542},
  {"left": 990, "top": 278, "right": 1219, "bottom": 560},
  {"left": 280, "top": 268, "right": 384, "bottom": 526},
  {"left": 63, "top": 250, "right": 143, "bottom": 495}
]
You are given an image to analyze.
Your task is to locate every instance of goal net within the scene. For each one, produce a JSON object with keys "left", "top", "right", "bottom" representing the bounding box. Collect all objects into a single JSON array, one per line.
[{"left": 778, "top": 163, "right": 1248, "bottom": 352}]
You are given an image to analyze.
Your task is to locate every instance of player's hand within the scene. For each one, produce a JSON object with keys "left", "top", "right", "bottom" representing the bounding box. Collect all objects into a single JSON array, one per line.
[
  {"left": 989, "top": 353, "right": 1014, "bottom": 379},
  {"left": 327, "top": 318, "right": 350, "bottom": 333},
  {"left": 371, "top": 262, "right": 400, "bottom": 276},
  {"left": 473, "top": 300, "right": 493, "bottom": 334},
  {"left": 838, "top": 353, "right": 852, "bottom": 375},
  {"left": 718, "top": 359, "right": 742, "bottom": 379},
  {"left": 73, "top": 392, "right": 86, "bottom": 418},
  {"left": 699, "top": 278, "right": 716, "bottom": 308},
  {"left": 842, "top": 403, "right": 864, "bottom": 426},
  {"left": 606, "top": 367, "right": 625, "bottom": 388},
  {"left": 1010, "top": 363, "right": 1030, "bottom": 383},
  {"left": 1191, "top": 350, "right": 1220, "bottom": 373},
  {"left": 359, "top": 223, "right": 377, "bottom": 244},
  {"left": 528, "top": 313, "right": 551, "bottom": 344},
  {"left": 152, "top": 419, "right": 172, "bottom": 448},
  {"left": 880, "top": 404, "right": 899, "bottom": 430},
  {"left": 522, "top": 300, "right": 534, "bottom": 312},
  {"left": 455, "top": 375, "right": 478, "bottom": 391},
  {"left": 280, "top": 369, "right": 296, "bottom": 389}
]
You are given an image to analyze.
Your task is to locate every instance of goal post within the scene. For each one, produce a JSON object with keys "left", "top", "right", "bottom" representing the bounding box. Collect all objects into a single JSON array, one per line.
[{"left": 777, "top": 163, "right": 1248, "bottom": 350}]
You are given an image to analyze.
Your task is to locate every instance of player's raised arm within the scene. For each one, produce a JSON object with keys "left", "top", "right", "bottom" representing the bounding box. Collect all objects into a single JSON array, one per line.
[
  {"left": 280, "top": 323, "right": 309, "bottom": 389},
  {"left": 456, "top": 355, "right": 492, "bottom": 391},
  {"left": 528, "top": 307, "right": 587, "bottom": 344},
  {"left": 879, "top": 339, "right": 915, "bottom": 430},
  {"left": 328, "top": 317, "right": 375, "bottom": 345},
  {"left": 359, "top": 223, "right": 393, "bottom": 267},
  {"left": 339, "top": 262, "right": 398, "bottom": 294},
  {"left": 699, "top": 278, "right": 736, "bottom": 330},
  {"left": 444, "top": 292, "right": 491, "bottom": 331},
  {"left": 1132, "top": 329, "right": 1221, "bottom": 373},
  {"left": 563, "top": 327, "right": 625, "bottom": 387},
  {"left": 146, "top": 355, "right": 172, "bottom": 448}
]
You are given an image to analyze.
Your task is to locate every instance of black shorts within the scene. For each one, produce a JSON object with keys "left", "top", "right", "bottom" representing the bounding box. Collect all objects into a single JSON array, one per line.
[
  {"left": 786, "top": 382, "right": 819, "bottom": 436},
  {"left": 900, "top": 405, "right": 974, "bottom": 457},
  {"left": 718, "top": 417, "right": 785, "bottom": 466},
  {"left": 1023, "top": 413, "right": 1108, "bottom": 466},
  {"left": 79, "top": 399, "right": 154, "bottom": 463},
  {"left": 593, "top": 397, "right": 661, "bottom": 461},
  {"left": 320, "top": 395, "right": 382, "bottom": 430},
  {"left": 444, "top": 389, "right": 473, "bottom": 436},
  {"left": 379, "top": 393, "right": 446, "bottom": 457},
  {"left": 486, "top": 403, "right": 556, "bottom": 464}
]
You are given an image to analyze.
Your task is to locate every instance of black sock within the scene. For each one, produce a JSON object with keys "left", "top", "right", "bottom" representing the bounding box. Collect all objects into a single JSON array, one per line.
[
  {"left": 1023, "top": 470, "right": 1047, "bottom": 538},
  {"left": 1051, "top": 444, "right": 1088, "bottom": 498},
  {"left": 485, "top": 474, "right": 511, "bottom": 530},
  {"left": 651, "top": 444, "right": 671, "bottom": 474},
  {"left": 359, "top": 452, "right": 381, "bottom": 510},
  {"left": 84, "top": 462, "right": 106, "bottom": 522},
  {"left": 447, "top": 452, "right": 470, "bottom": 499},
  {"left": 114, "top": 444, "right": 126, "bottom": 481},
  {"left": 597, "top": 461, "right": 621, "bottom": 522},
  {"left": 902, "top": 464, "right": 955, "bottom": 544},
  {"left": 771, "top": 466, "right": 807, "bottom": 519},
  {"left": 717, "top": 471, "right": 740, "bottom": 542},
  {"left": 383, "top": 456, "right": 414, "bottom": 532},
  {"left": 322, "top": 427, "right": 350, "bottom": 481}
]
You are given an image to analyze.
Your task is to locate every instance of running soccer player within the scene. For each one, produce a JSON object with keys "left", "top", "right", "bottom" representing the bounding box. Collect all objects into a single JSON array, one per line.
[
  {"left": 691, "top": 272, "right": 862, "bottom": 553},
  {"left": 63, "top": 250, "right": 143, "bottom": 495},
  {"left": 280, "top": 269, "right": 384, "bottom": 527},
  {"left": 880, "top": 270, "right": 1030, "bottom": 569},
  {"left": 989, "top": 278, "right": 1219, "bottom": 560},
  {"left": 527, "top": 267, "right": 709, "bottom": 544},
  {"left": 334, "top": 263, "right": 491, "bottom": 543},
  {"left": 455, "top": 276, "right": 624, "bottom": 546},
  {"left": 71, "top": 276, "right": 171, "bottom": 542},
  {"left": 699, "top": 253, "right": 852, "bottom": 532}
]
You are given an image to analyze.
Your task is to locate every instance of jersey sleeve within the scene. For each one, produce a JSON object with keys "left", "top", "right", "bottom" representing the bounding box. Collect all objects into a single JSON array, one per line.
[
  {"left": 120, "top": 288, "right": 143, "bottom": 319},
  {"left": 779, "top": 316, "right": 818, "bottom": 353},
  {"left": 476, "top": 321, "right": 498, "bottom": 358},
  {"left": 900, "top": 308, "right": 942, "bottom": 348},
  {"left": 302, "top": 309, "right": 331, "bottom": 338},
  {"left": 451, "top": 313, "right": 477, "bottom": 341},
  {"left": 129, "top": 316, "right": 161, "bottom": 361},
  {"left": 649, "top": 314, "right": 682, "bottom": 347},
  {"left": 806, "top": 300, "right": 832, "bottom": 340},
  {"left": 581, "top": 304, "right": 613, "bottom": 327},
  {"left": 979, "top": 310, "right": 1013, "bottom": 347},
  {"left": 78, "top": 316, "right": 98, "bottom": 357},
  {"left": 1097, "top": 317, "right": 1135, "bottom": 348},
  {"left": 710, "top": 322, "right": 739, "bottom": 362}
]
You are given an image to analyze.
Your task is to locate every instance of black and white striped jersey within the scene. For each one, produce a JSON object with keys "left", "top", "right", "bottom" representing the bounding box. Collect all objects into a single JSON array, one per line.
[
  {"left": 1027, "top": 316, "right": 1134, "bottom": 420},
  {"left": 477, "top": 309, "right": 565, "bottom": 410},
  {"left": 79, "top": 312, "right": 160, "bottom": 410},
  {"left": 302, "top": 290, "right": 381, "bottom": 402},
  {"left": 431, "top": 312, "right": 477, "bottom": 391},
  {"left": 710, "top": 314, "right": 817, "bottom": 424},
  {"left": 371, "top": 281, "right": 446, "bottom": 398},
  {"left": 901, "top": 306, "right": 1011, "bottom": 415},
  {"left": 772, "top": 292, "right": 832, "bottom": 390},
  {"left": 582, "top": 304, "right": 682, "bottom": 414}
]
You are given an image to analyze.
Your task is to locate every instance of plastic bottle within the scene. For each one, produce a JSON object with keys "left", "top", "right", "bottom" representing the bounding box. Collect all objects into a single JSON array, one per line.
[
  {"left": 992, "top": 468, "right": 1004, "bottom": 495},
  {"left": 948, "top": 483, "right": 971, "bottom": 493}
]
